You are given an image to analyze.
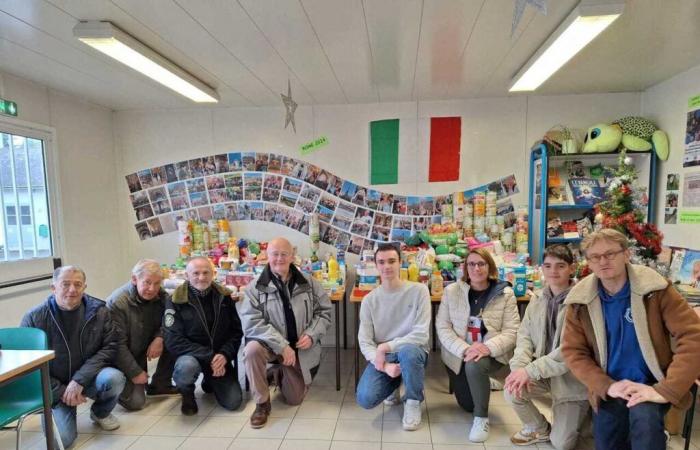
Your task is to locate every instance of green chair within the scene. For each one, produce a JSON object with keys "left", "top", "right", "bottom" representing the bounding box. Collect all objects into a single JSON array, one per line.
[{"left": 0, "top": 327, "right": 63, "bottom": 450}]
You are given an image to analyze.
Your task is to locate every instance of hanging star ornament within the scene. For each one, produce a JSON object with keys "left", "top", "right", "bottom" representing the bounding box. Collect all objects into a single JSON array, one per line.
[
  {"left": 512, "top": 0, "right": 547, "bottom": 36},
  {"left": 281, "top": 79, "right": 298, "bottom": 133}
]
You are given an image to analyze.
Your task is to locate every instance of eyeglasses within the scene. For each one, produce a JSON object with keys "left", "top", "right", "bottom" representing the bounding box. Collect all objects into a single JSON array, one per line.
[
  {"left": 269, "top": 251, "right": 292, "bottom": 259},
  {"left": 586, "top": 249, "right": 624, "bottom": 264},
  {"left": 467, "top": 261, "right": 487, "bottom": 269}
]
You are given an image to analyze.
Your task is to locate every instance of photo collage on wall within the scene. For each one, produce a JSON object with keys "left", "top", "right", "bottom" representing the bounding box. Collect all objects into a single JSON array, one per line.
[{"left": 125, "top": 152, "right": 520, "bottom": 254}]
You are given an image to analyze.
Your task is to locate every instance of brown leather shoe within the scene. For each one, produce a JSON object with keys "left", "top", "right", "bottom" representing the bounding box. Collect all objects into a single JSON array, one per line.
[{"left": 250, "top": 400, "right": 271, "bottom": 428}]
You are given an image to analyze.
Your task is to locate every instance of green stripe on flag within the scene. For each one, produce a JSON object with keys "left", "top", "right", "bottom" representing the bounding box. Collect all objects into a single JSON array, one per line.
[{"left": 370, "top": 119, "right": 399, "bottom": 185}]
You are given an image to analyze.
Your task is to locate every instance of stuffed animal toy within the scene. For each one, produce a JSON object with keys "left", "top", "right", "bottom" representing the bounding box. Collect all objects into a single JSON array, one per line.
[{"left": 582, "top": 116, "right": 669, "bottom": 161}]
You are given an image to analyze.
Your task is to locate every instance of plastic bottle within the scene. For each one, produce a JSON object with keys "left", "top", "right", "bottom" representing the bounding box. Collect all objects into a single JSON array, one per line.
[
  {"left": 431, "top": 271, "right": 444, "bottom": 296},
  {"left": 328, "top": 254, "right": 339, "bottom": 283},
  {"left": 408, "top": 260, "right": 419, "bottom": 282}
]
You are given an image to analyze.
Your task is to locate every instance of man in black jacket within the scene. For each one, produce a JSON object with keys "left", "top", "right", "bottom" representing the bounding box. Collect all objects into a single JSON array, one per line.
[
  {"left": 21, "top": 266, "right": 125, "bottom": 448},
  {"left": 164, "top": 257, "right": 243, "bottom": 415},
  {"left": 106, "top": 259, "right": 177, "bottom": 411}
]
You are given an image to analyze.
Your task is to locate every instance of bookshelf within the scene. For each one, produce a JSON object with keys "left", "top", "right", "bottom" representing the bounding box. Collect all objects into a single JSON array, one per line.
[{"left": 528, "top": 142, "right": 658, "bottom": 264}]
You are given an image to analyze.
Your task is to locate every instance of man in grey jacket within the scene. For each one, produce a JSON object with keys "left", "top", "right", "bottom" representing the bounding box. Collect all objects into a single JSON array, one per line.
[
  {"left": 504, "top": 245, "right": 589, "bottom": 449},
  {"left": 240, "top": 237, "right": 332, "bottom": 428},
  {"left": 106, "top": 259, "right": 177, "bottom": 411}
]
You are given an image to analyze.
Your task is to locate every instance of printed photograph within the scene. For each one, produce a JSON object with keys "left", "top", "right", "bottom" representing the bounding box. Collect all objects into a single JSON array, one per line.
[
  {"left": 255, "top": 153, "right": 269, "bottom": 172},
  {"left": 370, "top": 225, "right": 390, "bottom": 241},
  {"left": 137, "top": 169, "right": 154, "bottom": 190},
  {"left": 202, "top": 156, "right": 217, "bottom": 175},
  {"left": 149, "top": 166, "right": 166, "bottom": 186},
  {"left": 250, "top": 202, "right": 264, "bottom": 221},
  {"left": 420, "top": 197, "right": 435, "bottom": 215},
  {"left": 325, "top": 175, "right": 343, "bottom": 196},
  {"left": 378, "top": 193, "right": 394, "bottom": 213},
  {"left": 189, "top": 191, "right": 209, "bottom": 207},
  {"left": 298, "top": 214, "right": 309, "bottom": 234},
  {"left": 304, "top": 165, "right": 320, "bottom": 184},
  {"left": 197, "top": 206, "right": 213, "bottom": 221},
  {"left": 206, "top": 175, "right": 225, "bottom": 190},
  {"left": 317, "top": 205, "right": 335, "bottom": 223},
  {"left": 244, "top": 172, "right": 263, "bottom": 188},
  {"left": 228, "top": 152, "right": 242, "bottom": 171},
  {"left": 170, "top": 195, "right": 190, "bottom": 211},
  {"left": 289, "top": 160, "right": 309, "bottom": 180},
  {"left": 158, "top": 214, "right": 177, "bottom": 233},
  {"left": 244, "top": 186, "right": 262, "bottom": 201},
  {"left": 186, "top": 178, "right": 206, "bottom": 193},
  {"left": 208, "top": 189, "right": 228, "bottom": 204},
  {"left": 226, "top": 186, "right": 243, "bottom": 201},
  {"left": 146, "top": 218, "right": 163, "bottom": 237},
  {"left": 225, "top": 204, "right": 239, "bottom": 221},
  {"left": 348, "top": 236, "right": 365, "bottom": 255},
  {"left": 373, "top": 212, "right": 393, "bottom": 228},
  {"left": 262, "top": 187, "right": 281, "bottom": 202},
  {"left": 392, "top": 216, "right": 413, "bottom": 231},
  {"left": 351, "top": 186, "right": 368, "bottom": 207},
  {"left": 163, "top": 164, "right": 178, "bottom": 183},
  {"left": 212, "top": 204, "right": 226, "bottom": 219},
  {"left": 264, "top": 174, "right": 283, "bottom": 190},
  {"left": 280, "top": 191, "right": 298, "bottom": 208},
  {"left": 297, "top": 198, "right": 317, "bottom": 214},
  {"left": 318, "top": 193, "right": 338, "bottom": 211},
  {"left": 391, "top": 228, "right": 411, "bottom": 243},
  {"left": 188, "top": 158, "right": 205, "bottom": 178},
  {"left": 152, "top": 199, "right": 171, "bottom": 215},
  {"left": 285, "top": 210, "right": 304, "bottom": 230},
  {"left": 413, "top": 216, "right": 431, "bottom": 231},
  {"left": 300, "top": 184, "right": 322, "bottom": 203},
  {"left": 392, "top": 195, "right": 407, "bottom": 215},
  {"left": 125, "top": 173, "right": 142, "bottom": 193},
  {"left": 667, "top": 173, "right": 680, "bottom": 191},
  {"left": 268, "top": 154, "right": 282, "bottom": 173},
  {"left": 283, "top": 177, "right": 303, "bottom": 194},
  {"left": 334, "top": 231, "right": 351, "bottom": 251},
  {"left": 664, "top": 207, "right": 678, "bottom": 224},
  {"left": 129, "top": 191, "right": 149, "bottom": 208},
  {"left": 135, "top": 221, "right": 150, "bottom": 240},
  {"left": 339, "top": 180, "right": 357, "bottom": 202},
  {"left": 175, "top": 161, "right": 191, "bottom": 180},
  {"left": 167, "top": 181, "right": 187, "bottom": 198},
  {"left": 280, "top": 156, "right": 295, "bottom": 176},
  {"left": 135, "top": 204, "right": 154, "bottom": 221},
  {"left": 501, "top": 174, "right": 519, "bottom": 196},
  {"left": 366, "top": 190, "right": 381, "bottom": 210},
  {"left": 406, "top": 196, "right": 421, "bottom": 215},
  {"left": 314, "top": 169, "right": 331, "bottom": 190},
  {"left": 321, "top": 223, "right": 338, "bottom": 245},
  {"left": 350, "top": 208, "right": 374, "bottom": 237},
  {"left": 214, "top": 154, "right": 229, "bottom": 173},
  {"left": 224, "top": 173, "right": 243, "bottom": 187},
  {"left": 241, "top": 152, "right": 256, "bottom": 171}
]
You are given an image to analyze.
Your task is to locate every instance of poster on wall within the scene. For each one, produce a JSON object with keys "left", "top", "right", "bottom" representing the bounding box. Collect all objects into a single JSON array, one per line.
[
  {"left": 124, "top": 151, "right": 522, "bottom": 254},
  {"left": 682, "top": 172, "right": 700, "bottom": 208},
  {"left": 684, "top": 94, "right": 700, "bottom": 168}
]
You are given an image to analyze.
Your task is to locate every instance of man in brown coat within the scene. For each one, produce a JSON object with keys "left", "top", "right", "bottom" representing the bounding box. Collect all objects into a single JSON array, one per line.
[{"left": 562, "top": 229, "right": 700, "bottom": 450}]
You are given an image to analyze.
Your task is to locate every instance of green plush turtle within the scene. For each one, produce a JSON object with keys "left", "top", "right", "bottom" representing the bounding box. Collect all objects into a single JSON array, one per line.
[{"left": 582, "top": 116, "right": 669, "bottom": 161}]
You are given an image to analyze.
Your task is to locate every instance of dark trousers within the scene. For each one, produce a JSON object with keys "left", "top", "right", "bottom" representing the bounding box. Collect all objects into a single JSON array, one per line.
[
  {"left": 593, "top": 397, "right": 670, "bottom": 450},
  {"left": 446, "top": 358, "right": 504, "bottom": 417},
  {"left": 119, "top": 347, "right": 176, "bottom": 410},
  {"left": 173, "top": 355, "right": 242, "bottom": 410}
]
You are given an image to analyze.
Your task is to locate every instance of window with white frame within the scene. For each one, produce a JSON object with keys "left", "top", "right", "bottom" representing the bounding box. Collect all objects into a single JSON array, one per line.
[{"left": 0, "top": 130, "right": 53, "bottom": 261}]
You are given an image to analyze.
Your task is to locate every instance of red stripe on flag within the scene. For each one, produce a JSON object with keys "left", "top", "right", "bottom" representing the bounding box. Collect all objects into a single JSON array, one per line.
[{"left": 429, "top": 117, "right": 461, "bottom": 182}]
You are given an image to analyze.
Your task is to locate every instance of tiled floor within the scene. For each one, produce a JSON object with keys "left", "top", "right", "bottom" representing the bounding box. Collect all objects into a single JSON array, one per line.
[{"left": 2, "top": 349, "right": 698, "bottom": 450}]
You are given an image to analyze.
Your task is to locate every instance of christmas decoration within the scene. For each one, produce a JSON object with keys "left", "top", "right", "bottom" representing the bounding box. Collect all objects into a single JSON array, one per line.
[
  {"left": 281, "top": 79, "right": 297, "bottom": 133},
  {"left": 594, "top": 150, "right": 663, "bottom": 265}
]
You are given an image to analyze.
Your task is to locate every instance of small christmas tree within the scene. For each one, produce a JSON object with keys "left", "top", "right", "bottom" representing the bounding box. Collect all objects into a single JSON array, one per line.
[{"left": 594, "top": 151, "right": 664, "bottom": 265}]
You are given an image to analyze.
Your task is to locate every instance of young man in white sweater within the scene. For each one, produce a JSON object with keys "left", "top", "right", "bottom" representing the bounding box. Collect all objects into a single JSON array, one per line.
[{"left": 356, "top": 242, "right": 432, "bottom": 430}]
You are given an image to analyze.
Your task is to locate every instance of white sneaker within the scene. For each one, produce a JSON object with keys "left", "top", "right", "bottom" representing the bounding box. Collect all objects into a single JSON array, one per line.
[
  {"left": 469, "top": 416, "right": 489, "bottom": 442},
  {"left": 402, "top": 399, "right": 422, "bottom": 431},
  {"left": 90, "top": 411, "right": 120, "bottom": 431},
  {"left": 383, "top": 388, "right": 401, "bottom": 406}
]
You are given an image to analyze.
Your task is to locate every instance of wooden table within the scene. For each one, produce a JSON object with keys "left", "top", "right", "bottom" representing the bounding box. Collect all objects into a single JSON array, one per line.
[
  {"left": 329, "top": 289, "right": 344, "bottom": 391},
  {"left": 350, "top": 290, "right": 531, "bottom": 388},
  {"left": 0, "top": 350, "right": 56, "bottom": 449}
]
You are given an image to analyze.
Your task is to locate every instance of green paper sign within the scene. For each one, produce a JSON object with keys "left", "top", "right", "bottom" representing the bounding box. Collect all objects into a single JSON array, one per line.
[
  {"left": 689, "top": 95, "right": 700, "bottom": 109},
  {"left": 679, "top": 210, "right": 700, "bottom": 224},
  {"left": 0, "top": 98, "right": 18, "bottom": 117},
  {"left": 300, "top": 135, "right": 329, "bottom": 155}
]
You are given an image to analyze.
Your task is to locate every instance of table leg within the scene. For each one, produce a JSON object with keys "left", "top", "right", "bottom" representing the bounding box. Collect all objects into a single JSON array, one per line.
[
  {"left": 335, "top": 301, "right": 341, "bottom": 391},
  {"left": 40, "top": 362, "right": 56, "bottom": 450},
  {"left": 431, "top": 303, "right": 437, "bottom": 352},
  {"left": 342, "top": 290, "right": 348, "bottom": 350},
  {"left": 354, "top": 302, "right": 360, "bottom": 391}
]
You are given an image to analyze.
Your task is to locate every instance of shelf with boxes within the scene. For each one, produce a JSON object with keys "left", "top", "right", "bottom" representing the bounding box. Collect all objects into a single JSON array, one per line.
[{"left": 528, "top": 142, "right": 658, "bottom": 264}]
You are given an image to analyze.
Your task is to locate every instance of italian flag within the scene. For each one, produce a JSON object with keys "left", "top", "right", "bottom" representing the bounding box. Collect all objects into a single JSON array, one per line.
[{"left": 370, "top": 117, "right": 461, "bottom": 185}]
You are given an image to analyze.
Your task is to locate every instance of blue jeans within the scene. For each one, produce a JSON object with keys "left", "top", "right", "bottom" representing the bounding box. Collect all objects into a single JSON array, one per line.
[
  {"left": 50, "top": 367, "right": 125, "bottom": 448},
  {"left": 173, "top": 355, "right": 242, "bottom": 410},
  {"left": 593, "top": 397, "right": 670, "bottom": 450},
  {"left": 356, "top": 344, "right": 428, "bottom": 409}
]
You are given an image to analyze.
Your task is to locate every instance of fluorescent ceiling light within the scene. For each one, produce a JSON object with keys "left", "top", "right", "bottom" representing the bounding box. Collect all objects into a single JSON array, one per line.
[
  {"left": 509, "top": 1, "right": 624, "bottom": 92},
  {"left": 74, "top": 21, "right": 219, "bottom": 103}
]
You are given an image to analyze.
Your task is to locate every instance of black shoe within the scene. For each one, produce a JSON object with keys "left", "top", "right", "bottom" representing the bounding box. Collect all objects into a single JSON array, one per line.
[
  {"left": 180, "top": 391, "right": 198, "bottom": 416},
  {"left": 201, "top": 380, "right": 213, "bottom": 394},
  {"left": 146, "top": 384, "right": 178, "bottom": 396}
]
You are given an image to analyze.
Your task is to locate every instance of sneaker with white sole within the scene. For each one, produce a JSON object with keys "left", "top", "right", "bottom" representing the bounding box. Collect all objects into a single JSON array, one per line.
[
  {"left": 383, "top": 388, "right": 401, "bottom": 406},
  {"left": 510, "top": 422, "right": 551, "bottom": 446},
  {"left": 402, "top": 399, "right": 422, "bottom": 431},
  {"left": 90, "top": 411, "right": 120, "bottom": 431},
  {"left": 469, "top": 416, "right": 489, "bottom": 442}
]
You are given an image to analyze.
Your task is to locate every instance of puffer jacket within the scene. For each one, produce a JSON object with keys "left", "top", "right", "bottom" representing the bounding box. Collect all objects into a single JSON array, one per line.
[
  {"left": 106, "top": 282, "right": 169, "bottom": 379},
  {"left": 20, "top": 294, "right": 118, "bottom": 403},
  {"left": 562, "top": 263, "right": 700, "bottom": 410},
  {"left": 164, "top": 281, "right": 242, "bottom": 366},
  {"left": 437, "top": 279, "right": 520, "bottom": 374},
  {"left": 509, "top": 288, "right": 587, "bottom": 405},
  {"left": 241, "top": 264, "right": 332, "bottom": 384}
]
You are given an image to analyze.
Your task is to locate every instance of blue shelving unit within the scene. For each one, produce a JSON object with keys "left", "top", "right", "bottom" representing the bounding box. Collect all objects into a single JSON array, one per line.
[{"left": 528, "top": 142, "right": 658, "bottom": 264}]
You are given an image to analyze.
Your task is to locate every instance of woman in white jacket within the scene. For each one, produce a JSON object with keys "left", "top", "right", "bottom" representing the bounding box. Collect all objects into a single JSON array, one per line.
[{"left": 436, "top": 248, "right": 520, "bottom": 443}]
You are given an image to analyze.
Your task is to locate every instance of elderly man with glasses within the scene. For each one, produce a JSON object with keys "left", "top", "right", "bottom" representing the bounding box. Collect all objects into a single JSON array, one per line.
[
  {"left": 240, "top": 237, "right": 332, "bottom": 428},
  {"left": 562, "top": 228, "right": 700, "bottom": 450}
]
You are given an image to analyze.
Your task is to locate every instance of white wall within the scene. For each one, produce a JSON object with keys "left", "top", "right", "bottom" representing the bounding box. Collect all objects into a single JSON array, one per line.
[
  {"left": 642, "top": 64, "right": 700, "bottom": 248},
  {"left": 0, "top": 71, "right": 122, "bottom": 327},
  {"left": 114, "top": 92, "right": 641, "bottom": 266}
]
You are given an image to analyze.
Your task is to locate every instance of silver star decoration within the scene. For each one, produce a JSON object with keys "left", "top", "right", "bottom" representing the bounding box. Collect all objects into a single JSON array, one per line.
[
  {"left": 512, "top": 0, "right": 547, "bottom": 36},
  {"left": 281, "top": 79, "right": 298, "bottom": 133}
]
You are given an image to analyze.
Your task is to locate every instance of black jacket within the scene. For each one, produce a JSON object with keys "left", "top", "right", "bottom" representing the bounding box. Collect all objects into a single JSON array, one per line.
[
  {"left": 20, "top": 294, "right": 118, "bottom": 402},
  {"left": 164, "top": 281, "right": 242, "bottom": 366}
]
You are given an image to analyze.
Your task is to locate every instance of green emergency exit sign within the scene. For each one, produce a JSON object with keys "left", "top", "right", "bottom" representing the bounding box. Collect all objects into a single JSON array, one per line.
[{"left": 0, "top": 98, "right": 18, "bottom": 117}]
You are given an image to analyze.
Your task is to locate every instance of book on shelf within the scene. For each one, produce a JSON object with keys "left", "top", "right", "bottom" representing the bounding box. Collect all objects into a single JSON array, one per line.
[
  {"left": 547, "top": 217, "right": 564, "bottom": 238},
  {"left": 547, "top": 186, "right": 569, "bottom": 204},
  {"left": 576, "top": 217, "right": 593, "bottom": 238},
  {"left": 569, "top": 178, "right": 604, "bottom": 206},
  {"left": 561, "top": 220, "right": 579, "bottom": 239}
]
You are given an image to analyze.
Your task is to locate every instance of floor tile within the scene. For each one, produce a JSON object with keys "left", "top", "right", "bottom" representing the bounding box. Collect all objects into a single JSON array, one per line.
[
  {"left": 381, "top": 420, "right": 431, "bottom": 444},
  {"left": 285, "top": 418, "right": 337, "bottom": 440},
  {"left": 332, "top": 419, "right": 382, "bottom": 442},
  {"left": 296, "top": 401, "right": 342, "bottom": 419},
  {"left": 338, "top": 401, "right": 382, "bottom": 421},
  {"left": 279, "top": 439, "right": 331, "bottom": 450},
  {"left": 429, "top": 421, "right": 472, "bottom": 445},
  {"left": 381, "top": 444, "right": 434, "bottom": 450},
  {"left": 127, "top": 435, "right": 186, "bottom": 449},
  {"left": 77, "top": 434, "right": 139, "bottom": 450},
  {"left": 227, "top": 437, "right": 282, "bottom": 450},
  {"left": 236, "top": 417, "right": 292, "bottom": 439},
  {"left": 190, "top": 417, "right": 247, "bottom": 438},
  {"left": 143, "top": 415, "right": 205, "bottom": 437},
  {"left": 329, "top": 441, "right": 381, "bottom": 450},
  {"left": 177, "top": 436, "right": 234, "bottom": 450}
]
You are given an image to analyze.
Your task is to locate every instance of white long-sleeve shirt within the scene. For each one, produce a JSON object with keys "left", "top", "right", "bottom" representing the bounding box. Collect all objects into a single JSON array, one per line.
[{"left": 358, "top": 281, "right": 431, "bottom": 363}]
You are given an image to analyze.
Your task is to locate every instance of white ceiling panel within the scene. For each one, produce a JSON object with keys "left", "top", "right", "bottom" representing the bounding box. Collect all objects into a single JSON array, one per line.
[
  {"left": 238, "top": 0, "right": 347, "bottom": 105},
  {"left": 175, "top": 0, "right": 314, "bottom": 105},
  {"left": 412, "top": 0, "right": 483, "bottom": 100},
  {"left": 301, "top": 0, "right": 377, "bottom": 104},
  {"left": 363, "top": 0, "right": 423, "bottom": 102},
  {"left": 0, "top": 0, "right": 698, "bottom": 110}
]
